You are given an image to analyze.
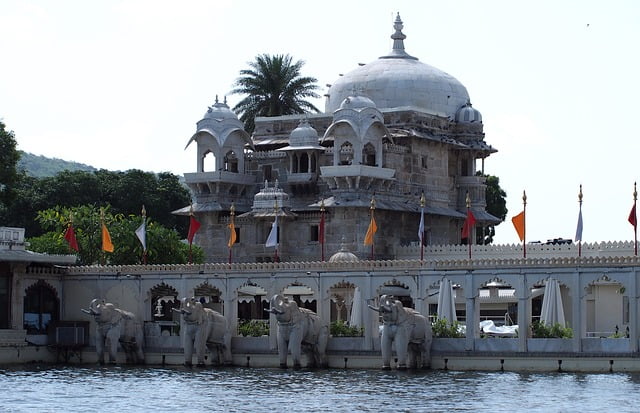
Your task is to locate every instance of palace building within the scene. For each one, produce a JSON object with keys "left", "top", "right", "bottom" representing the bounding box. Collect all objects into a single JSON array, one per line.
[{"left": 177, "top": 14, "right": 499, "bottom": 263}]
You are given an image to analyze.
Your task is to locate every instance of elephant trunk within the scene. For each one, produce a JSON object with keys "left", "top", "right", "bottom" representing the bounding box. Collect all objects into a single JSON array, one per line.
[
  {"left": 81, "top": 308, "right": 98, "bottom": 315},
  {"left": 269, "top": 307, "right": 284, "bottom": 315}
]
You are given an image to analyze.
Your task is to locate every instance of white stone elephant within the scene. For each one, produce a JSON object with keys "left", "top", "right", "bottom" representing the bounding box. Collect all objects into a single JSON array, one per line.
[
  {"left": 81, "top": 299, "right": 145, "bottom": 364},
  {"left": 174, "top": 297, "right": 231, "bottom": 366},
  {"left": 269, "top": 294, "right": 328, "bottom": 368},
  {"left": 368, "top": 295, "right": 432, "bottom": 370}
]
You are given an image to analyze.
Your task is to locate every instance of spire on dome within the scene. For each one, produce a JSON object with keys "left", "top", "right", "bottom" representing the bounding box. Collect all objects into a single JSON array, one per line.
[{"left": 380, "top": 13, "right": 417, "bottom": 60}]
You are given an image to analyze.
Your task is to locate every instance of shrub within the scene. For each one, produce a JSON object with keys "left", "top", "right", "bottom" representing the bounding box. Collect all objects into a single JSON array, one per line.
[
  {"left": 238, "top": 319, "right": 269, "bottom": 337},
  {"left": 432, "top": 318, "right": 465, "bottom": 338},
  {"left": 531, "top": 321, "right": 573, "bottom": 338},
  {"left": 330, "top": 320, "right": 364, "bottom": 337}
]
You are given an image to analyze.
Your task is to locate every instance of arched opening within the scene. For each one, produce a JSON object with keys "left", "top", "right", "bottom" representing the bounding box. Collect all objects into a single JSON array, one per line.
[
  {"left": 377, "top": 281, "right": 413, "bottom": 308},
  {"left": 363, "top": 143, "right": 376, "bottom": 166},
  {"left": 224, "top": 150, "right": 239, "bottom": 173},
  {"left": 299, "top": 153, "right": 309, "bottom": 173},
  {"left": 237, "top": 283, "right": 269, "bottom": 337},
  {"left": 194, "top": 282, "right": 223, "bottom": 314},
  {"left": 339, "top": 142, "right": 353, "bottom": 165},
  {"left": 584, "top": 276, "right": 625, "bottom": 338},
  {"left": 149, "top": 283, "right": 180, "bottom": 336},
  {"left": 477, "top": 279, "right": 517, "bottom": 337},
  {"left": 282, "top": 283, "right": 316, "bottom": 312},
  {"left": 291, "top": 153, "right": 299, "bottom": 173},
  {"left": 23, "top": 281, "right": 59, "bottom": 334},
  {"left": 203, "top": 150, "right": 216, "bottom": 172},
  {"left": 310, "top": 153, "right": 317, "bottom": 173}
]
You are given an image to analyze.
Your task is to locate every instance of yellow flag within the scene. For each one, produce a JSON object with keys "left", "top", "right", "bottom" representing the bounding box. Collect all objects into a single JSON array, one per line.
[
  {"left": 511, "top": 211, "right": 525, "bottom": 242},
  {"left": 102, "top": 223, "right": 114, "bottom": 252},
  {"left": 228, "top": 221, "right": 237, "bottom": 248},
  {"left": 364, "top": 215, "right": 377, "bottom": 246}
]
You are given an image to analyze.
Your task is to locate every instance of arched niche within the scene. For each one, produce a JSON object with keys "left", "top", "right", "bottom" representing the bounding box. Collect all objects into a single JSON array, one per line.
[
  {"left": 281, "top": 282, "right": 316, "bottom": 313},
  {"left": 203, "top": 150, "right": 216, "bottom": 172},
  {"left": 426, "top": 279, "right": 463, "bottom": 323},
  {"left": 362, "top": 142, "right": 376, "bottom": 166},
  {"left": 375, "top": 279, "right": 413, "bottom": 309},
  {"left": 584, "top": 275, "right": 627, "bottom": 337},
  {"left": 194, "top": 282, "right": 223, "bottom": 314},
  {"left": 237, "top": 282, "right": 269, "bottom": 321},
  {"left": 149, "top": 282, "right": 179, "bottom": 323},
  {"left": 23, "top": 280, "right": 59, "bottom": 334},
  {"left": 328, "top": 281, "right": 357, "bottom": 323},
  {"left": 478, "top": 278, "right": 516, "bottom": 327},
  {"left": 224, "top": 150, "right": 239, "bottom": 173},
  {"left": 338, "top": 141, "right": 354, "bottom": 165},
  {"left": 529, "top": 277, "right": 572, "bottom": 331}
]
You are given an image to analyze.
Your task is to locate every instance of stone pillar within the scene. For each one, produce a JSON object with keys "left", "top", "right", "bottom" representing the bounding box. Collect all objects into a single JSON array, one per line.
[
  {"left": 629, "top": 270, "right": 638, "bottom": 352},
  {"left": 464, "top": 273, "right": 476, "bottom": 351},
  {"left": 516, "top": 275, "right": 528, "bottom": 352},
  {"left": 572, "top": 270, "right": 582, "bottom": 352},
  {"left": 362, "top": 273, "right": 375, "bottom": 351}
]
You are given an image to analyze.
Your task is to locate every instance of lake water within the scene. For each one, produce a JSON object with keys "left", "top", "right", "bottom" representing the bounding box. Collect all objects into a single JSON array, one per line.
[{"left": 1, "top": 365, "right": 639, "bottom": 412}]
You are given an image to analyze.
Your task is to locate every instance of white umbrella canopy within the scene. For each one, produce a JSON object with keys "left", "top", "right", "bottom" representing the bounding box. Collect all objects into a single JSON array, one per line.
[
  {"left": 349, "top": 287, "right": 362, "bottom": 328},
  {"left": 540, "top": 278, "right": 566, "bottom": 327},
  {"left": 437, "top": 279, "right": 457, "bottom": 323}
]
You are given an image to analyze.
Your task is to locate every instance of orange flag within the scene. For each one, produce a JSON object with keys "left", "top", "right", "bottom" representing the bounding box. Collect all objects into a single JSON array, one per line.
[
  {"left": 101, "top": 223, "right": 114, "bottom": 252},
  {"left": 228, "top": 220, "right": 237, "bottom": 248},
  {"left": 364, "top": 215, "right": 377, "bottom": 246},
  {"left": 511, "top": 211, "right": 525, "bottom": 242}
]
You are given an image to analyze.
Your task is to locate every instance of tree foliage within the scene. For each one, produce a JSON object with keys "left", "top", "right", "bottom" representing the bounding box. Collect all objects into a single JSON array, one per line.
[
  {"left": 0, "top": 121, "right": 21, "bottom": 219},
  {"left": 477, "top": 173, "right": 508, "bottom": 245},
  {"left": 3, "top": 169, "right": 191, "bottom": 238},
  {"left": 29, "top": 205, "right": 203, "bottom": 265},
  {"left": 230, "top": 54, "right": 321, "bottom": 133}
]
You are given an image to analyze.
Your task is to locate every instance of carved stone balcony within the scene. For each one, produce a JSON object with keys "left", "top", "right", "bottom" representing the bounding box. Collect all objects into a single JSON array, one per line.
[
  {"left": 184, "top": 171, "right": 256, "bottom": 196},
  {"left": 320, "top": 165, "right": 396, "bottom": 190}
]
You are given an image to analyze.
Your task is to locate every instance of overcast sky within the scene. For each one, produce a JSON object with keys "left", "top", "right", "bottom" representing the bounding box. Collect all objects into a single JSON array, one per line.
[{"left": 2, "top": 0, "right": 639, "bottom": 245}]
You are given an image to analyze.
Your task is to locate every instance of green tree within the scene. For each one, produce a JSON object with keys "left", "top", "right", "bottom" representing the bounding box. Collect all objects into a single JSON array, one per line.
[
  {"left": 0, "top": 121, "right": 21, "bottom": 220},
  {"left": 29, "top": 205, "right": 203, "bottom": 265},
  {"left": 477, "top": 173, "right": 508, "bottom": 244},
  {"left": 230, "top": 54, "right": 321, "bottom": 133}
]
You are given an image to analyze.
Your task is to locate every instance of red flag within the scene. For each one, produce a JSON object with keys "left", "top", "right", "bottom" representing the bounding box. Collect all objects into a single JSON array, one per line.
[
  {"left": 629, "top": 204, "right": 637, "bottom": 228},
  {"left": 318, "top": 211, "right": 325, "bottom": 244},
  {"left": 64, "top": 224, "right": 79, "bottom": 252},
  {"left": 461, "top": 209, "right": 476, "bottom": 240},
  {"left": 187, "top": 215, "right": 201, "bottom": 245}
]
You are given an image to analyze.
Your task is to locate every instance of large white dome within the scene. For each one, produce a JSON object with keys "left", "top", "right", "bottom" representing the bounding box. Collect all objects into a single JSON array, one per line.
[{"left": 325, "top": 14, "right": 470, "bottom": 118}]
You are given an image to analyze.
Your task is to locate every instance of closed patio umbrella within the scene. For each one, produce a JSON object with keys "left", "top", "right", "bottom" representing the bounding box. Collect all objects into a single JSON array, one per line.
[
  {"left": 437, "top": 279, "right": 457, "bottom": 323},
  {"left": 349, "top": 287, "right": 362, "bottom": 328},
  {"left": 540, "top": 278, "right": 566, "bottom": 327}
]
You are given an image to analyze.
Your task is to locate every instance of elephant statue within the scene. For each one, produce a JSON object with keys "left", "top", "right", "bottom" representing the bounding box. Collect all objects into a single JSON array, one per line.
[
  {"left": 81, "top": 299, "right": 145, "bottom": 365},
  {"left": 174, "top": 297, "right": 231, "bottom": 367},
  {"left": 367, "top": 295, "right": 432, "bottom": 370},
  {"left": 269, "top": 294, "right": 328, "bottom": 369}
]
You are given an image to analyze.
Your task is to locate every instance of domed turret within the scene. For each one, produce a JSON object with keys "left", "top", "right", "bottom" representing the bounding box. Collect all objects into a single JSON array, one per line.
[
  {"left": 325, "top": 13, "right": 470, "bottom": 118},
  {"left": 339, "top": 94, "right": 377, "bottom": 110},
  {"left": 455, "top": 102, "right": 482, "bottom": 123},
  {"left": 329, "top": 239, "right": 359, "bottom": 263},
  {"left": 202, "top": 96, "right": 239, "bottom": 121}
]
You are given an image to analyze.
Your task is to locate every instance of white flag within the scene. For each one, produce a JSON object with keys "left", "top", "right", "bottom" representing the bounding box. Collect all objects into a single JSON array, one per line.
[
  {"left": 135, "top": 219, "right": 146, "bottom": 251},
  {"left": 575, "top": 207, "right": 583, "bottom": 242},
  {"left": 418, "top": 206, "right": 425, "bottom": 244},
  {"left": 265, "top": 215, "right": 279, "bottom": 247}
]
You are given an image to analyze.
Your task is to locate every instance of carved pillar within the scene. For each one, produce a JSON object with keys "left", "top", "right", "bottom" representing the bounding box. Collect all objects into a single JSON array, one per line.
[
  {"left": 362, "top": 273, "right": 375, "bottom": 351},
  {"left": 629, "top": 270, "right": 637, "bottom": 352},
  {"left": 572, "top": 270, "right": 582, "bottom": 352}
]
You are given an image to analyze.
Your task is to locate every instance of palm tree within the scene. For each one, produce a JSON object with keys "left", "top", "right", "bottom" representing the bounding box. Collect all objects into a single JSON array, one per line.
[{"left": 230, "top": 54, "right": 321, "bottom": 133}]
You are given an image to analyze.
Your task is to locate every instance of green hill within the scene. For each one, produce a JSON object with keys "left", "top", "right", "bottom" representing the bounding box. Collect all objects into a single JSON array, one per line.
[{"left": 17, "top": 151, "right": 96, "bottom": 177}]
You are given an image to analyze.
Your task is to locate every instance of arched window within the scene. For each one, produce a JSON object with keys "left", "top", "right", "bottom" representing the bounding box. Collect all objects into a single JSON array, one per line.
[
  {"left": 363, "top": 143, "right": 376, "bottom": 166},
  {"left": 23, "top": 281, "right": 59, "bottom": 334},
  {"left": 299, "top": 153, "right": 309, "bottom": 173},
  {"left": 292, "top": 153, "right": 299, "bottom": 173},
  {"left": 339, "top": 142, "right": 353, "bottom": 165},
  {"left": 150, "top": 283, "right": 179, "bottom": 322},
  {"left": 224, "top": 150, "right": 239, "bottom": 173}
]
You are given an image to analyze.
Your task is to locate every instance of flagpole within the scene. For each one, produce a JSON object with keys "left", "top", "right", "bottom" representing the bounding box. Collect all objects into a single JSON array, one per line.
[
  {"left": 578, "top": 185, "right": 583, "bottom": 258},
  {"left": 189, "top": 204, "right": 194, "bottom": 264},
  {"left": 419, "top": 192, "right": 425, "bottom": 262},
  {"left": 370, "top": 197, "right": 375, "bottom": 261},
  {"left": 633, "top": 183, "right": 638, "bottom": 256},
  {"left": 320, "top": 200, "right": 325, "bottom": 262},
  {"left": 229, "top": 204, "right": 234, "bottom": 264},
  {"left": 522, "top": 191, "right": 527, "bottom": 259},
  {"left": 100, "top": 208, "right": 105, "bottom": 265},
  {"left": 466, "top": 192, "right": 472, "bottom": 260}
]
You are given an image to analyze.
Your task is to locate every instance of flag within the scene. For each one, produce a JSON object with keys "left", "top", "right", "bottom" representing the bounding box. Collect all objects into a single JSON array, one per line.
[
  {"left": 228, "top": 220, "right": 237, "bottom": 248},
  {"left": 511, "top": 211, "right": 525, "bottom": 242},
  {"left": 629, "top": 204, "right": 637, "bottom": 229},
  {"left": 575, "top": 207, "right": 583, "bottom": 242},
  {"left": 418, "top": 206, "right": 425, "bottom": 244},
  {"left": 135, "top": 219, "right": 146, "bottom": 251},
  {"left": 265, "top": 215, "right": 279, "bottom": 247},
  {"left": 319, "top": 211, "right": 325, "bottom": 244},
  {"left": 101, "top": 223, "right": 114, "bottom": 252},
  {"left": 364, "top": 215, "right": 377, "bottom": 246},
  {"left": 461, "top": 209, "right": 476, "bottom": 240},
  {"left": 187, "top": 215, "right": 201, "bottom": 245},
  {"left": 63, "top": 224, "right": 79, "bottom": 252}
]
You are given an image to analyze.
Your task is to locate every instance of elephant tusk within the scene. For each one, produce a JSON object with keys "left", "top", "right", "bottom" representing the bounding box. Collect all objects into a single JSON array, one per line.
[{"left": 269, "top": 308, "right": 284, "bottom": 315}]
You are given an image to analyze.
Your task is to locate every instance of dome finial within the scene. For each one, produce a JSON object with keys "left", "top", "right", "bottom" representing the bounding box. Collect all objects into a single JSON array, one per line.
[
  {"left": 215, "top": 95, "right": 219, "bottom": 104},
  {"left": 380, "top": 13, "right": 417, "bottom": 60}
]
